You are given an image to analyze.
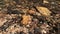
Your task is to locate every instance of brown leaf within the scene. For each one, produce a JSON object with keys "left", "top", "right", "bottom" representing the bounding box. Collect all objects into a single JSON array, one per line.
[{"left": 21, "top": 15, "right": 32, "bottom": 25}]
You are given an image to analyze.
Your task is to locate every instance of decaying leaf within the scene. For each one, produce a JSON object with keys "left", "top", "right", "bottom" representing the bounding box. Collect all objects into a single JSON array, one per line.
[
  {"left": 21, "top": 15, "right": 32, "bottom": 25},
  {"left": 36, "top": 6, "right": 51, "bottom": 16}
]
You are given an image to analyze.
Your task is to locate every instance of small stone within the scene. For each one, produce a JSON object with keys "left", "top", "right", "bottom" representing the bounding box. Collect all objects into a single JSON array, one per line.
[
  {"left": 28, "top": 10, "right": 36, "bottom": 14},
  {"left": 26, "top": 25, "right": 30, "bottom": 27},
  {"left": 41, "top": 30, "right": 46, "bottom": 34},
  {"left": 43, "top": 0, "right": 49, "bottom": 4}
]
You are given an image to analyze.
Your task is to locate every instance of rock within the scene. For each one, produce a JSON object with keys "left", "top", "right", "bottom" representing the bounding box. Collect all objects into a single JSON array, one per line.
[{"left": 28, "top": 10, "right": 36, "bottom": 14}]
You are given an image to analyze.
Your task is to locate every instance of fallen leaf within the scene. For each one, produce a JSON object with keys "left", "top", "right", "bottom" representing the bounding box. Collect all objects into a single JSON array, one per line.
[
  {"left": 36, "top": 6, "right": 51, "bottom": 16},
  {"left": 21, "top": 15, "right": 32, "bottom": 25}
]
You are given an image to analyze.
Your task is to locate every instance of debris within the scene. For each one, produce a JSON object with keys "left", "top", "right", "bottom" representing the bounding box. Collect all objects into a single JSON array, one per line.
[{"left": 0, "top": 0, "right": 59, "bottom": 34}]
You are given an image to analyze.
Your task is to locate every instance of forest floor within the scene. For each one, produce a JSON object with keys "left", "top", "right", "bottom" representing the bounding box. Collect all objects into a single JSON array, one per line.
[{"left": 0, "top": 0, "right": 60, "bottom": 34}]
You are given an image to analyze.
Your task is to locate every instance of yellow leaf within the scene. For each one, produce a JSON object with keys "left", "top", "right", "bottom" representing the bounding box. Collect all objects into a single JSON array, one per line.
[{"left": 36, "top": 6, "right": 51, "bottom": 16}]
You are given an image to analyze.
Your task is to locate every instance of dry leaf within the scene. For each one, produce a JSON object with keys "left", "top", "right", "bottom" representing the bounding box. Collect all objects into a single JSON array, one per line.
[
  {"left": 21, "top": 15, "right": 32, "bottom": 25},
  {"left": 36, "top": 6, "right": 51, "bottom": 16}
]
